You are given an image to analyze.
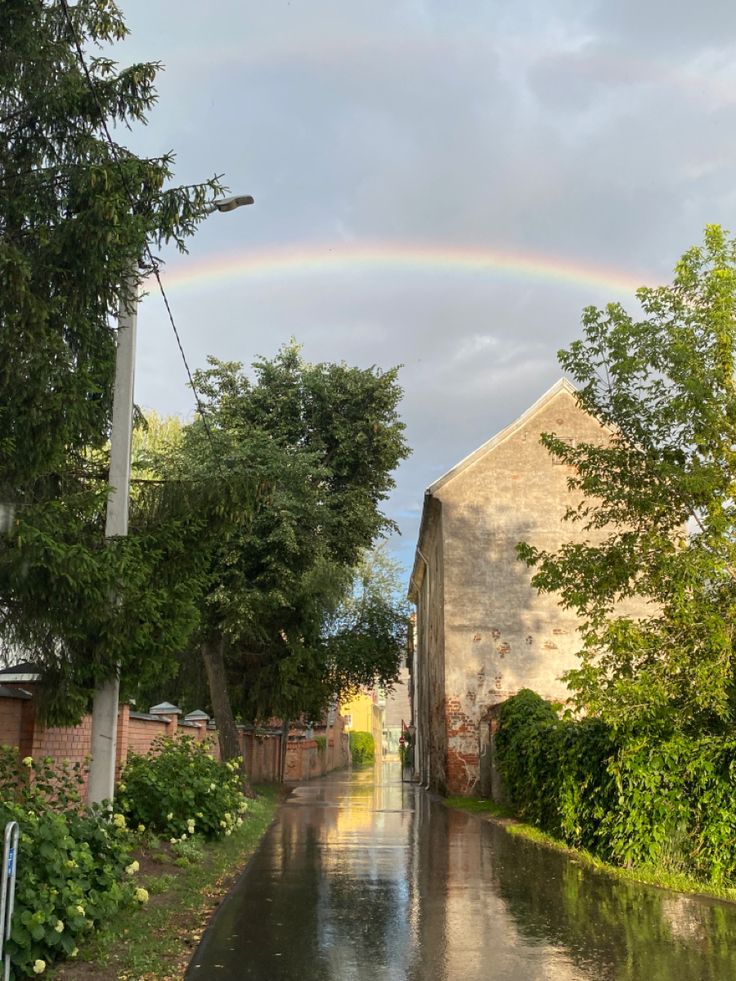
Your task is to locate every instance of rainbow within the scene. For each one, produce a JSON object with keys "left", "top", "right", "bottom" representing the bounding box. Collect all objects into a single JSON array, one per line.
[
  {"left": 156, "top": 242, "right": 656, "bottom": 298},
  {"left": 168, "top": 37, "right": 736, "bottom": 109}
]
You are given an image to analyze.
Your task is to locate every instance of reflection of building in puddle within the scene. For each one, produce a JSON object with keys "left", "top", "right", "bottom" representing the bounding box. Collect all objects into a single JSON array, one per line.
[
  {"left": 417, "top": 807, "right": 589, "bottom": 981},
  {"left": 660, "top": 894, "right": 710, "bottom": 945},
  {"left": 314, "top": 771, "right": 415, "bottom": 978},
  {"left": 318, "top": 771, "right": 413, "bottom": 882}
]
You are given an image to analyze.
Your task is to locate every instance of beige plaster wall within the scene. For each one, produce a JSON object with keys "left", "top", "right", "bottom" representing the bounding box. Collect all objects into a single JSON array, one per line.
[{"left": 437, "top": 387, "right": 610, "bottom": 794}]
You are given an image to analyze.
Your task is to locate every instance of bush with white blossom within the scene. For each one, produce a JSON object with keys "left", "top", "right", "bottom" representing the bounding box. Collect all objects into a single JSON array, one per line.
[
  {"left": 0, "top": 749, "right": 135, "bottom": 979},
  {"left": 117, "top": 736, "right": 248, "bottom": 841}
]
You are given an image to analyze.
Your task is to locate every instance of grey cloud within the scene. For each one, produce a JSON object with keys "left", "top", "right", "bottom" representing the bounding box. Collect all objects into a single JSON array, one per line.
[
  {"left": 116, "top": 0, "right": 736, "bottom": 582},
  {"left": 589, "top": 0, "right": 736, "bottom": 54}
]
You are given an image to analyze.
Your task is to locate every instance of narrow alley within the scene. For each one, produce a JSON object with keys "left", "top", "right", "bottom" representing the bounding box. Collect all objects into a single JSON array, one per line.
[{"left": 187, "top": 764, "right": 736, "bottom": 980}]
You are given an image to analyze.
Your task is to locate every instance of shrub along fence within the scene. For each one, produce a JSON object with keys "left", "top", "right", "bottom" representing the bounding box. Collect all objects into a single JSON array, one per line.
[
  {"left": 495, "top": 689, "right": 736, "bottom": 886},
  {"left": 349, "top": 731, "right": 375, "bottom": 765},
  {"left": 0, "top": 736, "right": 251, "bottom": 979}
]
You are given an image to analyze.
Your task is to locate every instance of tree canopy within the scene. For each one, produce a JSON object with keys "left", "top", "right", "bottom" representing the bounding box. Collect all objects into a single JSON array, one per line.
[
  {"left": 0, "top": 0, "right": 225, "bottom": 721},
  {"left": 143, "top": 346, "right": 410, "bottom": 755},
  {"left": 518, "top": 225, "right": 736, "bottom": 734}
]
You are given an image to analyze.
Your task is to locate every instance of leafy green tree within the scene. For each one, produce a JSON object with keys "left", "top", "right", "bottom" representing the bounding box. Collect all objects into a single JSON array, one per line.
[
  {"left": 320, "top": 543, "right": 410, "bottom": 705},
  {"left": 0, "top": 0, "right": 223, "bottom": 720},
  {"left": 518, "top": 226, "right": 736, "bottom": 733},
  {"left": 151, "top": 346, "right": 410, "bottom": 757}
]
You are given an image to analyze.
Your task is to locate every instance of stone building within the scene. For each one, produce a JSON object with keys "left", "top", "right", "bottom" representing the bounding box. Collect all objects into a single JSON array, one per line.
[
  {"left": 382, "top": 666, "right": 412, "bottom": 758},
  {"left": 408, "top": 379, "right": 610, "bottom": 796}
]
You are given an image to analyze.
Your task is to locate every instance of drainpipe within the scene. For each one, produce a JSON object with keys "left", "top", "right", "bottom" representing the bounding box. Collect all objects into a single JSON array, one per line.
[{"left": 414, "top": 548, "right": 430, "bottom": 790}]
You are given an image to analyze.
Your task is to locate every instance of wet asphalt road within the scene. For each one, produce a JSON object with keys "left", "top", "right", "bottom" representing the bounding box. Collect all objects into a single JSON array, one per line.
[{"left": 187, "top": 763, "right": 736, "bottom": 980}]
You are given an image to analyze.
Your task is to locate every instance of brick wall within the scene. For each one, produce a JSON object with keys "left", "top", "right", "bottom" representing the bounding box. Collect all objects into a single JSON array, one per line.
[
  {"left": 283, "top": 718, "right": 350, "bottom": 783},
  {"left": 127, "top": 714, "right": 171, "bottom": 757},
  {"left": 240, "top": 730, "right": 282, "bottom": 782},
  {"left": 33, "top": 715, "right": 93, "bottom": 771},
  {"left": 0, "top": 697, "right": 24, "bottom": 750},
  {"left": 0, "top": 686, "right": 349, "bottom": 794}
]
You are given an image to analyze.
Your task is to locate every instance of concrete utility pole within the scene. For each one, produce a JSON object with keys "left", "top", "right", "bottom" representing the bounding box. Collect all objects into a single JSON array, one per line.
[
  {"left": 87, "top": 194, "right": 254, "bottom": 805},
  {"left": 87, "top": 276, "right": 137, "bottom": 805}
]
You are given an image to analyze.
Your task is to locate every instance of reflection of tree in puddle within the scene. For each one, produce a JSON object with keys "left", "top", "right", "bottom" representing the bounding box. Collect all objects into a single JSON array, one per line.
[{"left": 485, "top": 822, "right": 736, "bottom": 980}]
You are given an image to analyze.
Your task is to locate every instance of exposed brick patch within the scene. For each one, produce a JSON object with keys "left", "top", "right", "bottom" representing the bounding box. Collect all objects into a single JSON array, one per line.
[
  {"left": 446, "top": 703, "right": 482, "bottom": 794},
  {"left": 446, "top": 748, "right": 480, "bottom": 795}
]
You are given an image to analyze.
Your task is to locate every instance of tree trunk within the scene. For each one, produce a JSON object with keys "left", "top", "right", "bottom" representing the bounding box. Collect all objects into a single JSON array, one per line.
[{"left": 201, "top": 634, "right": 254, "bottom": 796}]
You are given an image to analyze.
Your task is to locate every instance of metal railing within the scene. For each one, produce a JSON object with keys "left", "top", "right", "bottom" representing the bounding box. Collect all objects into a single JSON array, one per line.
[{"left": 0, "top": 822, "right": 19, "bottom": 981}]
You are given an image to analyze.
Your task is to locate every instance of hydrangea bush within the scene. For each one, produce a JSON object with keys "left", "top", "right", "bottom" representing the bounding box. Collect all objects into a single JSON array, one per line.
[
  {"left": 117, "top": 737, "right": 248, "bottom": 842},
  {"left": 0, "top": 749, "right": 136, "bottom": 979}
]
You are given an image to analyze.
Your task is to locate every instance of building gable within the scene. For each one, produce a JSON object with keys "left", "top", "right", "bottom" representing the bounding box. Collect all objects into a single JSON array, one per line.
[{"left": 427, "top": 378, "right": 579, "bottom": 496}]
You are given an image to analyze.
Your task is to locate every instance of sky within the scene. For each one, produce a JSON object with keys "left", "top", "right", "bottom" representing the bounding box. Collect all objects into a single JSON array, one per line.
[{"left": 112, "top": 0, "right": 736, "bottom": 582}]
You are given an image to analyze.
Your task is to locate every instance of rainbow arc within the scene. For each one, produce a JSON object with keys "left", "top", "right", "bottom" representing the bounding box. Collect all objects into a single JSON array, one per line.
[{"left": 157, "top": 242, "right": 656, "bottom": 297}]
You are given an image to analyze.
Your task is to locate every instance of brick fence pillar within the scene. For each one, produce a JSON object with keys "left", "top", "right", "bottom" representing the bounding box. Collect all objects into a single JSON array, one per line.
[{"left": 18, "top": 697, "right": 36, "bottom": 761}]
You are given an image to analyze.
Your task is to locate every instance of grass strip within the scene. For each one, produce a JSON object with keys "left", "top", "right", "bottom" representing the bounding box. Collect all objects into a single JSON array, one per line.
[
  {"left": 51, "top": 785, "right": 282, "bottom": 981},
  {"left": 443, "top": 796, "right": 736, "bottom": 905}
]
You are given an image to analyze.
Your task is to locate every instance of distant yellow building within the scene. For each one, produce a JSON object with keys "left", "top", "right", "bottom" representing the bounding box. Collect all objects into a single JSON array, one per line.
[{"left": 340, "top": 689, "right": 383, "bottom": 761}]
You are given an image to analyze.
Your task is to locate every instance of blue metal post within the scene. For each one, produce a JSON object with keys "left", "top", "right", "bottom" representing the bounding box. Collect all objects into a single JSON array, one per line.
[{"left": 0, "top": 821, "right": 19, "bottom": 981}]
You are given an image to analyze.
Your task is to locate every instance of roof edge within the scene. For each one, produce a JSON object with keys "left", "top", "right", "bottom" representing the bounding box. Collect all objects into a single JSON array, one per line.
[
  {"left": 427, "top": 377, "right": 577, "bottom": 495},
  {"left": 408, "top": 492, "right": 435, "bottom": 603}
]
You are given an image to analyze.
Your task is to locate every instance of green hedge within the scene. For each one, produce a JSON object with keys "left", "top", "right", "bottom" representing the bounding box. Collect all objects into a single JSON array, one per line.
[
  {"left": 496, "top": 689, "right": 736, "bottom": 885},
  {"left": 349, "top": 731, "right": 375, "bottom": 765}
]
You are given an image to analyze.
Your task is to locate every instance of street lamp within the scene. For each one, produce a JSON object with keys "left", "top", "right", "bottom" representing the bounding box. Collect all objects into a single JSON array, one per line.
[
  {"left": 87, "top": 194, "right": 254, "bottom": 805},
  {"left": 208, "top": 194, "right": 254, "bottom": 213}
]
